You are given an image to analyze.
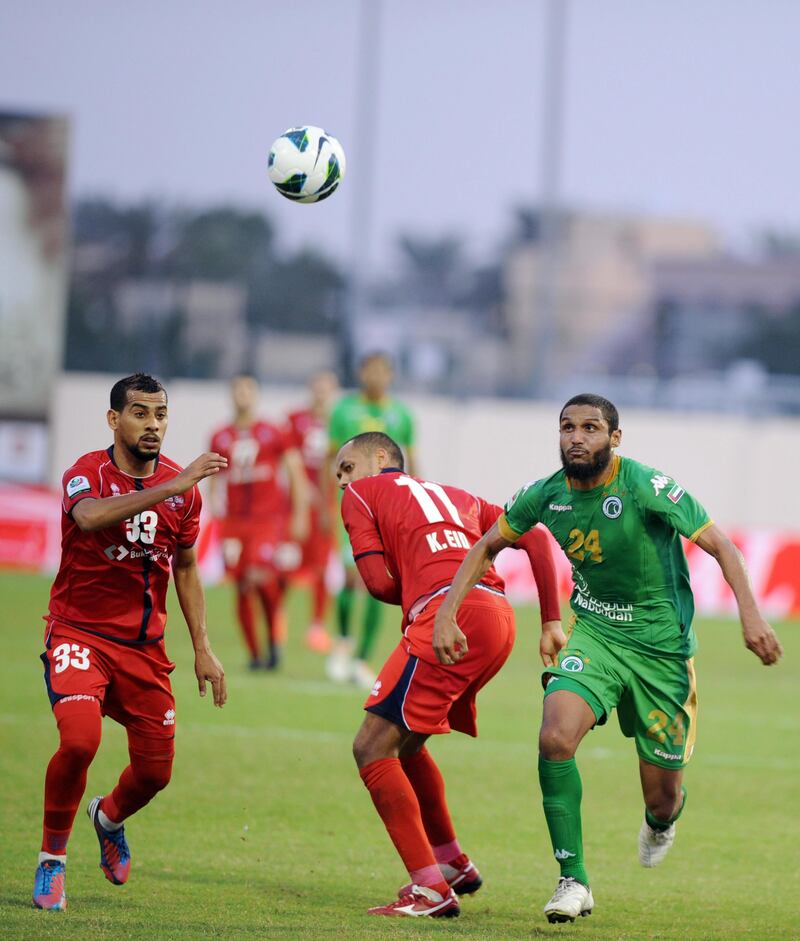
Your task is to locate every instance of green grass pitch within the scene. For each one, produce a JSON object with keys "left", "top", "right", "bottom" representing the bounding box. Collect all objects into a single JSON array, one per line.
[{"left": 0, "top": 571, "right": 798, "bottom": 940}]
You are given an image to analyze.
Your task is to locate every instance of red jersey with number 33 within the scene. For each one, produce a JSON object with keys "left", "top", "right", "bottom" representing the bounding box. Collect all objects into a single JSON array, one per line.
[
  {"left": 47, "top": 447, "right": 201, "bottom": 645},
  {"left": 209, "top": 421, "right": 292, "bottom": 521},
  {"left": 341, "top": 469, "right": 505, "bottom": 621}
]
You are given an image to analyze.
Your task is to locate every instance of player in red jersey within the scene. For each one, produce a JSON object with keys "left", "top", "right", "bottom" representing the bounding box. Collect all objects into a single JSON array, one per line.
[
  {"left": 208, "top": 375, "right": 310, "bottom": 670},
  {"left": 286, "top": 370, "right": 339, "bottom": 653},
  {"left": 32, "top": 373, "right": 227, "bottom": 912},
  {"left": 336, "top": 432, "right": 565, "bottom": 918}
]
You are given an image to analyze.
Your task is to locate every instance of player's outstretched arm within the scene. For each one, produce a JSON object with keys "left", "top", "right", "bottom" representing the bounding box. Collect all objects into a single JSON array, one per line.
[
  {"left": 433, "top": 521, "right": 513, "bottom": 665},
  {"left": 172, "top": 546, "right": 227, "bottom": 707},
  {"left": 512, "top": 526, "right": 566, "bottom": 664},
  {"left": 695, "top": 523, "right": 783, "bottom": 666},
  {"left": 72, "top": 452, "right": 228, "bottom": 532}
]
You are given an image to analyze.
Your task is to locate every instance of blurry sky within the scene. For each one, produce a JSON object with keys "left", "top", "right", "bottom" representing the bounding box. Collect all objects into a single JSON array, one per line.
[{"left": 1, "top": 0, "right": 798, "bottom": 270}]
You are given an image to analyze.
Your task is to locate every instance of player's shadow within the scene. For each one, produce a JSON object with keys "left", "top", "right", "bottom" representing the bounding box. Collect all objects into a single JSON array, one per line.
[{"left": 1, "top": 896, "right": 46, "bottom": 910}]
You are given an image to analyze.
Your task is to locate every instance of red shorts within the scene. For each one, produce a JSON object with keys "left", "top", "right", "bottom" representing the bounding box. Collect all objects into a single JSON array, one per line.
[
  {"left": 365, "top": 590, "right": 515, "bottom": 737},
  {"left": 41, "top": 619, "right": 176, "bottom": 740},
  {"left": 219, "top": 519, "right": 300, "bottom": 577}
]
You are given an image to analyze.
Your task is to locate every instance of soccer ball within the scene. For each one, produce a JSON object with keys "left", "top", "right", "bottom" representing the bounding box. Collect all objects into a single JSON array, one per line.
[{"left": 267, "top": 126, "right": 346, "bottom": 203}]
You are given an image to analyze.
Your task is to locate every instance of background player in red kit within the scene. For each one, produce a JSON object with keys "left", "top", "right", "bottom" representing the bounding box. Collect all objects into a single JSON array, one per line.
[
  {"left": 33, "top": 373, "right": 228, "bottom": 911},
  {"left": 209, "top": 375, "right": 309, "bottom": 670},
  {"left": 285, "top": 370, "right": 339, "bottom": 653},
  {"left": 336, "top": 432, "right": 565, "bottom": 919}
]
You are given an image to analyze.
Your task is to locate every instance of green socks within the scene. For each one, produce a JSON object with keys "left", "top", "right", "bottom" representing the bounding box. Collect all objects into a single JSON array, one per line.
[
  {"left": 336, "top": 587, "right": 354, "bottom": 638},
  {"left": 646, "top": 785, "right": 687, "bottom": 831},
  {"left": 539, "top": 756, "right": 589, "bottom": 886},
  {"left": 355, "top": 594, "right": 383, "bottom": 660},
  {"left": 337, "top": 589, "right": 382, "bottom": 659}
]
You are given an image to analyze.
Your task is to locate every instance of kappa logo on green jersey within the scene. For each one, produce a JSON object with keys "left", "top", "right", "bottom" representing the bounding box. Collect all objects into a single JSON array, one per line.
[
  {"left": 602, "top": 495, "right": 623, "bottom": 519},
  {"left": 651, "top": 474, "right": 671, "bottom": 495}
]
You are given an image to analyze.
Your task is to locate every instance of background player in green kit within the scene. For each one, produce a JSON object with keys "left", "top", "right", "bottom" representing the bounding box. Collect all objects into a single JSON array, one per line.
[
  {"left": 326, "top": 352, "right": 416, "bottom": 687},
  {"left": 433, "top": 393, "right": 783, "bottom": 924}
]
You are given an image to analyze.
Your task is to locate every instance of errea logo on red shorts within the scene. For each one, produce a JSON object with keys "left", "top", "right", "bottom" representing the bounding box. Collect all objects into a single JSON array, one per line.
[
  {"left": 163, "top": 709, "right": 176, "bottom": 726},
  {"left": 370, "top": 680, "right": 382, "bottom": 698}
]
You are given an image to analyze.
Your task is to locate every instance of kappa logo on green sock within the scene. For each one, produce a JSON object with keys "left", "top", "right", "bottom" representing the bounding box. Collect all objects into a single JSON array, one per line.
[{"left": 554, "top": 848, "right": 577, "bottom": 860}]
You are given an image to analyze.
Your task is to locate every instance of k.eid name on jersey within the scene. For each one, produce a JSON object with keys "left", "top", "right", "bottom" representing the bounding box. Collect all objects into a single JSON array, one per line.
[{"left": 426, "top": 529, "right": 471, "bottom": 553}]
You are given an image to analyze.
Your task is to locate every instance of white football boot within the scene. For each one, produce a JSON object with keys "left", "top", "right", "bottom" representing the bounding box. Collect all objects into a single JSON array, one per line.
[
  {"left": 325, "top": 637, "right": 354, "bottom": 683},
  {"left": 543, "top": 876, "right": 594, "bottom": 923},
  {"left": 638, "top": 819, "right": 676, "bottom": 867},
  {"left": 350, "top": 658, "right": 376, "bottom": 690}
]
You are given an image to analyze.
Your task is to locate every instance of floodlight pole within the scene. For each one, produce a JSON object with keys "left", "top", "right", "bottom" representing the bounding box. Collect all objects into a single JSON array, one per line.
[
  {"left": 532, "top": 0, "right": 569, "bottom": 397},
  {"left": 344, "top": 0, "right": 382, "bottom": 383}
]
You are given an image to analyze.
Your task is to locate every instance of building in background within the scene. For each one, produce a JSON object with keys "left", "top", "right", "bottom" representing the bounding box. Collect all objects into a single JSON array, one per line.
[
  {"left": 502, "top": 211, "right": 720, "bottom": 391},
  {"left": 0, "top": 112, "right": 69, "bottom": 482}
]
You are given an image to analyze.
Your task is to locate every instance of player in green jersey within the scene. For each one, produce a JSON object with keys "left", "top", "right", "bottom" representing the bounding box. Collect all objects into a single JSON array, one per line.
[
  {"left": 325, "top": 352, "right": 416, "bottom": 688},
  {"left": 433, "top": 393, "right": 783, "bottom": 923}
]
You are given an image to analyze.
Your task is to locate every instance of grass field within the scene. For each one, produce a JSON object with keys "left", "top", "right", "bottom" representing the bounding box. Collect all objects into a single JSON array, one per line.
[{"left": 1, "top": 571, "right": 798, "bottom": 941}]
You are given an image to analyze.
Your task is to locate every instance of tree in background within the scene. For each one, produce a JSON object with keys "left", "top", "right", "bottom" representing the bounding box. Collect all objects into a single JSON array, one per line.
[{"left": 65, "top": 199, "right": 343, "bottom": 378}]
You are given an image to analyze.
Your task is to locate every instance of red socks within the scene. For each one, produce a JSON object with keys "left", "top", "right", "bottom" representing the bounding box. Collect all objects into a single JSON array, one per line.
[
  {"left": 103, "top": 735, "right": 174, "bottom": 823},
  {"left": 41, "top": 699, "right": 103, "bottom": 854},
  {"left": 359, "top": 757, "right": 450, "bottom": 895},
  {"left": 41, "top": 702, "right": 174, "bottom": 857},
  {"left": 257, "top": 581, "right": 287, "bottom": 647},
  {"left": 312, "top": 572, "right": 328, "bottom": 623},
  {"left": 400, "top": 747, "right": 459, "bottom": 857},
  {"left": 236, "top": 588, "right": 260, "bottom": 659}
]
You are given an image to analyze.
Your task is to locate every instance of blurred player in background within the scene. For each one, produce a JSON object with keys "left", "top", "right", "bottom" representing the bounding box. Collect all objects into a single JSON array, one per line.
[
  {"left": 336, "top": 432, "right": 563, "bottom": 918},
  {"left": 286, "top": 370, "right": 339, "bottom": 652},
  {"left": 434, "top": 392, "right": 784, "bottom": 923},
  {"left": 33, "top": 373, "right": 227, "bottom": 911},
  {"left": 209, "top": 375, "right": 309, "bottom": 670},
  {"left": 326, "top": 353, "right": 416, "bottom": 688}
]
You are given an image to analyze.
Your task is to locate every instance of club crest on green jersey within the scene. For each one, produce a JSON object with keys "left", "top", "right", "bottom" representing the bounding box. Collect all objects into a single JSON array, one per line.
[
  {"left": 602, "top": 495, "right": 623, "bottom": 519},
  {"left": 561, "top": 655, "right": 585, "bottom": 673}
]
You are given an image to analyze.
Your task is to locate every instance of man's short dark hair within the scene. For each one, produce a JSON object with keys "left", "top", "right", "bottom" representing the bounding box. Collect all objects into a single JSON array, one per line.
[
  {"left": 359, "top": 351, "right": 393, "bottom": 370},
  {"left": 560, "top": 393, "right": 619, "bottom": 433},
  {"left": 110, "top": 373, "right": 167, "bottom": 412},
  {"left": 347, "top": 432, "right": 405, "bottom": 471}
]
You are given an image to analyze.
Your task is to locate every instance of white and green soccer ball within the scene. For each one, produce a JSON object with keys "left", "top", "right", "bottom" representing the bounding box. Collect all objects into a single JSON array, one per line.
[{"left": 267, "top": 126, "right": 346, "bottom": 203}]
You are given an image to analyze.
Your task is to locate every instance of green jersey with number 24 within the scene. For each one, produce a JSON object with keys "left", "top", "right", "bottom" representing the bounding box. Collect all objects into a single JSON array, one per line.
[{"left": 501, "top": 455, "right": 712, "bottom": 660}]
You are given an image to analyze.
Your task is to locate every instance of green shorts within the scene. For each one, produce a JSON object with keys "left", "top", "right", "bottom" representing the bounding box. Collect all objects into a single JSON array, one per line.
[{"left": 542, "top": 625, "right": 698, "bottom": 770}]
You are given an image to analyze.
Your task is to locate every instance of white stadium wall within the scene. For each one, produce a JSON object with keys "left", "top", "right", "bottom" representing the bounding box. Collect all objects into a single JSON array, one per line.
[{"left": 51, "top": 372, "right": 799, "bottom": 531}]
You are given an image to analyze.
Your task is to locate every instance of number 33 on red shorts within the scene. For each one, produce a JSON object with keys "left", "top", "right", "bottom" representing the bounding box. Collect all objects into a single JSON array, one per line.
[{"left": 40, "top": 619, "right": 177, "bottom": 738}]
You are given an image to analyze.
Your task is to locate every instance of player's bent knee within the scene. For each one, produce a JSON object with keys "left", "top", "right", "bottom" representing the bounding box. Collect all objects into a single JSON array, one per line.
[
  {"left": 646, "top": 790, "right": 682, "bottom": 821},
  {"left": 131, "top": 755, "right": 173, "bottom": 793},
  {"left": 353, "top": 715, "right": 402, "bottom": 768},
  {"left": 538, "top": 724, "right": 578, "bottom": 761},
  {"left": 352, "top": 732, "right": 373, "bottom": 769},
  {"left": 129, "top": 735, "right": 175, "bottom": 793},
  {"left": 54, "top": 698, "right": 103, "bottom": 765},
  {"left": 59, "top": 736, "right": 101, "bottom": 768}
]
